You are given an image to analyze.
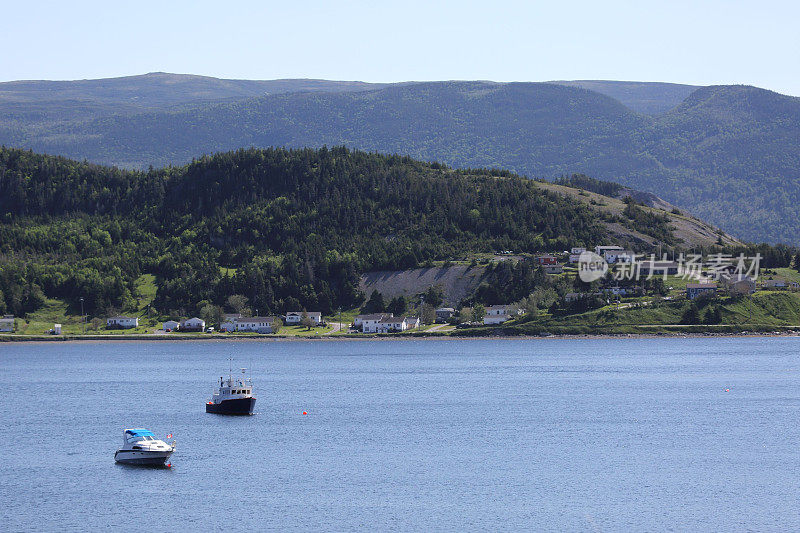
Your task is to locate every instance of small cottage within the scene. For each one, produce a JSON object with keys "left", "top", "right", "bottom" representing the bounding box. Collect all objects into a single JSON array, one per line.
[{"left": 107, "top": 316, "right": 139, "bottom": 329}]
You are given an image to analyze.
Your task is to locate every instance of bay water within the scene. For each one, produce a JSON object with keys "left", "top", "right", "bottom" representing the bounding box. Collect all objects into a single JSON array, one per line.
[{"left": 1, "top": 337, "right": 799, "bottom": 531}]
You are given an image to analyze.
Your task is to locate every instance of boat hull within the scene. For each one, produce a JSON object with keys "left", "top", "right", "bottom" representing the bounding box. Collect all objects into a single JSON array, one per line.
[
  {"left": 114, "top": 449, "right": 173, "bottom": 465},
  {"left": 206, "top": 397, "right": 256, "bottom": 415}
]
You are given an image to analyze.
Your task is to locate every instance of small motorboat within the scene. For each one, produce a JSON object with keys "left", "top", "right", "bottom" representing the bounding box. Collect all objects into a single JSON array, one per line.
[
  {"left": 114, "top": 429, "right": 175, "bottom": 465},
  {"left": 206, "top": 366, "right": 256, "bottom": 415}
]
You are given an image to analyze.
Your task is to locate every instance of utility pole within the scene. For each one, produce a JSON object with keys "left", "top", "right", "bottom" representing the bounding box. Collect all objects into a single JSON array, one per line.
[
  {"left": 338, "top": 307, "right": 342, "bottom": 334},
  {"left": 80, "top": 297, "right": 85, "bottom": 335}
]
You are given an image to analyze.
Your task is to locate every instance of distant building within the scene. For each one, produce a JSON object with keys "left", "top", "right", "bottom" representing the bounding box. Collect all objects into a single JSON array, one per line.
[
  {"left": 404, "top": 317, "right": 421, "bottom": 329},
  {"left": 484, "top": 305, "right": 512, "bottom": 325},
  {"left": 604, "top": 249, "right": 636, "bottom": 264},
  {"left": 0, "top": 315, "right": 14, "bottom": 333},
  {"left": 357, "top": 313, "right": 393, "bottom": 333},
  {"left": 107, "top": 316, "right": 138, "bottom": 329},
  {"left": 162, "top": 320, "right": 180, "bottom": 331},
  {"left": 484, "top": 314, "right": 510, "bottom": 325},
  {"left": 376, "top": 316, "right": 408, "bottom": 333},
  {"left": 536, "top": 254, "right": 558, "bottom": 265},
  {"left": 638, "top": 260, "right": 680, "bottom": 276},
  {"left": 686, "top": 283, "right": 717, "bottom": 299},
  {"left": 761, "top": 278, "right": 787, "bottom": 289},
  {"left": 236, "top": 317, "right": 277, "bottom": 333},
  {"left": 543, "top": 264, "right": 563, "bottom": 275},
  {"left": 564, "top": 292, "right": 585, "bottom": 303},
  {"left": 720, "top": 274, "right": 756, "bottom": 296},
  {"left": 181, "top": 317, "right": 206, "bottom": 332},
  {"left": 53, "top": 324, "right": 62, "bottom": 335},
  {"left": 595, "top": 245, "right": 624, "bottom": 256},
  {"left": 435, "top": 307, "right": 455, "bottom": 322},
  {"left": 569, "top": 247, "right": 586, "bottom": 263},
  {"left": 285, "top": 311, "right": 322, "bottom": 326}
]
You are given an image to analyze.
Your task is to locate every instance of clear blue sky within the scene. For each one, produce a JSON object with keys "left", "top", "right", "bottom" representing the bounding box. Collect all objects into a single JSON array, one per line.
[{"left": 3, "top": 0, "right": 799, "bottom": 95}]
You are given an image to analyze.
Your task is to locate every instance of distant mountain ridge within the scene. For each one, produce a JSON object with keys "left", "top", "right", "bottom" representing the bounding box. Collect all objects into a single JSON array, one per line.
[
  {"left": 549, "top": 80, "right": 699, "bottom": 114},
  {"left": 1, "top": 74, "right": 799, "bottom": 243}
]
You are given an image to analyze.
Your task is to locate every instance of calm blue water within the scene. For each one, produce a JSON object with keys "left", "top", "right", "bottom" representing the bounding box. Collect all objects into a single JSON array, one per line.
[{"left": 1, "top": 337, "right": 799, "bottom": 531}]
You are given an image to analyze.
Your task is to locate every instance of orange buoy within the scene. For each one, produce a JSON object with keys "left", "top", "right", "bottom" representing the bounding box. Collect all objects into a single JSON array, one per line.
[{"left": 302, "top": 411, "right": 307, "bottom": 415}]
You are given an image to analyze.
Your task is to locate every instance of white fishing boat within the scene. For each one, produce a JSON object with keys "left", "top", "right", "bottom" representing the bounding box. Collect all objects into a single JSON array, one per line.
[{"left": 114, "top": 429, "right": 175, "bottom": 465}]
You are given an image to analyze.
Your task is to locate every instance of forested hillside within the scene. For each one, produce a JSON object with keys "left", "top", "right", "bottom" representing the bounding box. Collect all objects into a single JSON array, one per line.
[
  {"left": 0, "top": 146, "right": 627, "bottom": 319},
  {"left": 2, "top": 80, "right": 797, "bottom": 243}
]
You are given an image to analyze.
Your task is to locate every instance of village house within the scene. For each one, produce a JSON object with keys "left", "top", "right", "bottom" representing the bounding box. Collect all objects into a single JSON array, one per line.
[
  {"left": 638, "top": 260, "right": 680, "bottom": 276},
  {"left": 595, "top": 245, "right": 624, "bottom": 257},
  {"left": 376, "top": 316, "right": 408, "bottom": 333},
  {"left": 285, "top": 311, "right": 323, "bottom": 326},
  {"left": 564, "top": 292, "right": 585, "bottom": 303},
  {"left": 686, "top": 283, "right": 718, "bottom": 300},
  {"left": 107, "top": 316, "right": 139, "bottom": 329},
  {"left": 760, "top": 278, "right": 787, "bottom": 289},
  {"left": 357, "top": 313, "right": 393, "bottom": 333},
  {"left": 600, "top": 286, "right": 634, "bottom": 297},
  {"left": 435, "top": 307, "right": 455, "bottom": 322},
  {"left": 484, "top": 305, "right": 514, "bottom": 325},
  {"left": 536, "top": 254, "right": 558, "bottom": 265},
  {"left": 543, "top": 264, "right": 563, "bottom": 275},
  {"left": 162, "top": 320, "right": 180, "bottom": 331},
  {"left": 720, "top": 274, "right": 756, "bottom": 296},
  {"left": 404, "top": 316, "right": 421, "bottom": 329},
  {"left": 181, "top": 317, "right": 206, "bottom": 332},
  {"left": 0, "top": 315, "right": 14, "bottom": 333},
  {"left": 236, "top": 317, "right": 277, "bottom": 334},
  {"left": 603, "top": 249, "right": 636, "bottom": 264},
  {"left": 569, "top": 247, "right": 587, "bottom": 263},
  {"left": 483, "top": 313, "right": 510, "bottom": 325},
  {"left": 220, "top": 313, "right": 241, "bottom": 332}
]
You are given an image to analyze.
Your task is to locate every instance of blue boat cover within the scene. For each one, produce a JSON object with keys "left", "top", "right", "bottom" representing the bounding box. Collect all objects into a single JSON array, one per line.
[{"left": 125, "top": 429, "right": 155, "bottom": 437}]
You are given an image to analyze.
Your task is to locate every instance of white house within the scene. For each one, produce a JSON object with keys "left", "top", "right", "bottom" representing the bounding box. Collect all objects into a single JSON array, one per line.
[
  {"left": 543, "top": 264, "right": 563, "bottom": 274},
  {"left": 404, "top": 316, "right": 421, "bottom": 329},
  {"left": 484, "top": 314, "right": 510, "bottom": 325},
  {"left": 53, "top": 324, "right": 62, "bottom": 335},
  {"left": 357, "top": 313, "right": 393, "bottom": 333},
  {"left": 569, "top": 247, "right": 586, "bottom": 263},
  {"left": 236, "top": 317, "right": 276, "bottom": 334},
  {"left": 604, "top": 249, "right": 636, "bottom": 264},
  {"left": 595, "top": 245, "right": 624, "bottom": 256},
  {"left": 484, "top": 305, "right": 513, "bottom": 325},
  {"left": 485, "top": 305, "right": 509, "bottom": 316},
  {"left": 181, "top": 317, "right": 206, "bottom": 332},
  {"left": 376, "top": 316, "right": 408, "bottom": 333},
  {"left": 162, "top": 320, "right": 180, "bottom": 331},
  {"left": 0, "top": 315, "right": 14, "bottom": 332},
  {"left": 107, "top": 316, "right": 138, "bottom": 329},
  {"left": 285, "top": 311, "right": 322, "bottom": 326}
]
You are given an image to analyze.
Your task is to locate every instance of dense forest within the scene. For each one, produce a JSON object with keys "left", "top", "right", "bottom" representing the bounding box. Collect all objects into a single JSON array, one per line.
[
  {"left": 2, "top": 79, "right": 799, "bottom": 243},
  {"left": 0, "top": 146, "right": 621, "bottom": 318}
]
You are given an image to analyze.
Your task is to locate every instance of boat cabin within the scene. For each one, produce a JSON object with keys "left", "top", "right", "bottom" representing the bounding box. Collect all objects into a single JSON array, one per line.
[
  {"left": 211, "top": 375, "right": 254, "bottom": 402},
  {"left": 124, "top": 428, "right": 157, "bottom": 444}
]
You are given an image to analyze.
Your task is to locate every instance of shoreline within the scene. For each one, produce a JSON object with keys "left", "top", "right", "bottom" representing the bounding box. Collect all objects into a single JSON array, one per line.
[{"left": 2, "top": 330, "right": 799, "bottom": 343}]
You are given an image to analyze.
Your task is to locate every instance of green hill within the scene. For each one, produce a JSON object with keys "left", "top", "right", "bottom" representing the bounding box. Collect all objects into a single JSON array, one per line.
[
  {"left": 0, "top": 145, "right": 740, "bottom": 321},
  {"left": 2, "top": 78, "right": 799, "bottom": 243}
]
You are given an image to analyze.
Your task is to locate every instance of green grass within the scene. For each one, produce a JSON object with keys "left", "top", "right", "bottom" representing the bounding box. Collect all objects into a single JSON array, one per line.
[
  {"left": 771, "top": 268, "right": 800, "bottom": 283},
  {"left": 280, "top": 324, "right": 334, "bottom": 336},
  {"left": 134, "top": 274, "right": 157, "bottom": 312}
]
